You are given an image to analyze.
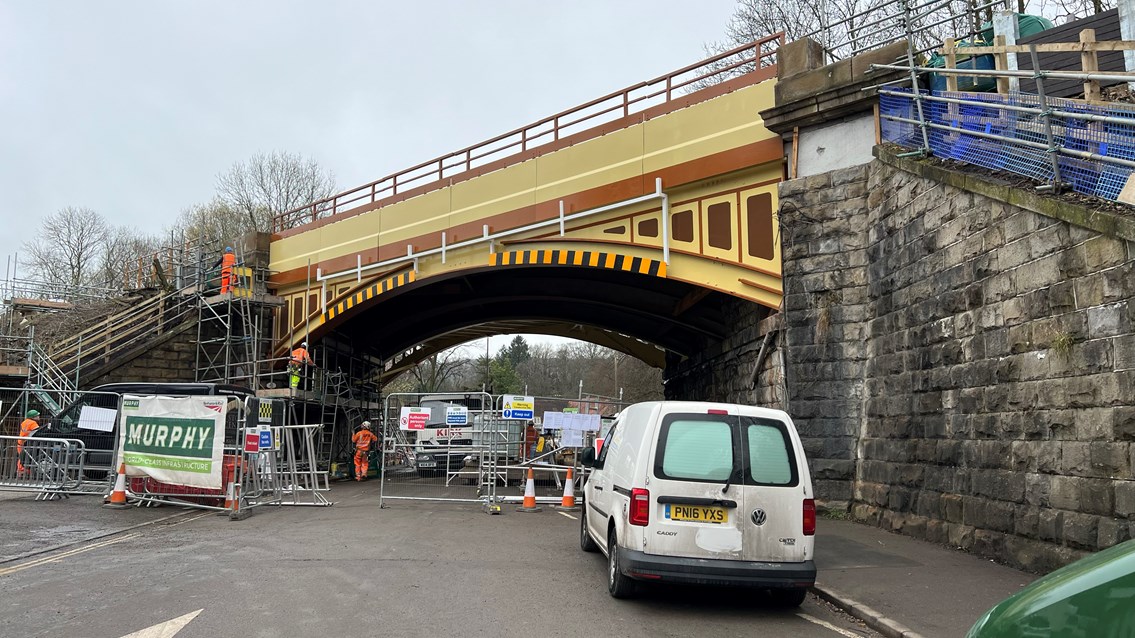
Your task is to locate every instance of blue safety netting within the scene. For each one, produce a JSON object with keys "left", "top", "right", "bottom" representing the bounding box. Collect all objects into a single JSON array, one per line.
[{"left": 879, "top": 88, "right": 1135, "bottom": 204}]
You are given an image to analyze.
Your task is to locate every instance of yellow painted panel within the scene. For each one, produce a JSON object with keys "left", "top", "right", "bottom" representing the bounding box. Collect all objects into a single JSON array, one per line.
[
  {"left": 631, "top": 210, "right": 663, "bottom": 249},
  {"left": 367, "top": 188, "right": 451, "bottom": 248},
  {"left": 669, "top": 202, "right": 700, "bottom": 252},
  {"left": 739, "top": 184, "right": 782, "bottom": 276},
  {"left": 533, "top": 126, "right": 645, "bottom": 205},
  {"left": 643, "top": 81, "right": 778, "bottom": 173},
  {"left": 448, "top": 159, "right": 539, "bottom": 232},
  {"left": 700, "top": 193, "right": 739, "bottom": 262}
]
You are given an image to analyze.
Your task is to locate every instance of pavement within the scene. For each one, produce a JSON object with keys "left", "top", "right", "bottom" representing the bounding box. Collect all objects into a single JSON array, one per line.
[{"left": 813, "top": 517, "right": 1036, "bottom": 638}]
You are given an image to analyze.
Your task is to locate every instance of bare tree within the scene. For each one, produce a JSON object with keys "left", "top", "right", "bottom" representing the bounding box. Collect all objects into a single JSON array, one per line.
[
  {"left": 175, "top": 198, "right": 252, "bottom": 248},
  {"left": 408, "top": 347, "right": 472, "bottom": 393},
  {"left": 93, "top": 226, "right": 162, "bottom": 289},
  {"left": 22, "top": 206, "right": 109, "bottom": 289},
  {"left": 700, "top": 0, "right": 1114, "bottom": 88},
  {"left": 216, "top": 151, "right": 336, "bottom": 233}
]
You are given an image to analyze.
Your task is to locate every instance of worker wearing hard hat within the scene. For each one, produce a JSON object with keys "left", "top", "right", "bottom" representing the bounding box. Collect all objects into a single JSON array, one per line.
[
  {"left": 351, "top": 421, "right": 380, "bottom": 481},
  {"left": 288, "top": 341, "right": 314, "bottom": 390},
  {"left": 219, "top": 246, "right": 237, "bottom": 294},
  {"left": 17, "top": 410, "right": 41, "bottom": 476}
]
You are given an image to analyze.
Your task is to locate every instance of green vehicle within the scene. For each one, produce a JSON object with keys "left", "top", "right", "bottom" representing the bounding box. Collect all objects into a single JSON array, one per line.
[{"left": 966, "top": 538, "right": 1135, "bottom": 637}]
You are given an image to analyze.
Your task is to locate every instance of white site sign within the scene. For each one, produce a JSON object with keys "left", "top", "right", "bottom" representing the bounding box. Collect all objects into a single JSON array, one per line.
[{"left": 118, "top": 395, "right": 226, "bottom": 489}]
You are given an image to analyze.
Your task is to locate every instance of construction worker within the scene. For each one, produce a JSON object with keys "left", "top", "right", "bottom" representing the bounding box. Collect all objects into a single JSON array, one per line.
[
  {"left": 288, "top": 341, "right": 314, "bottom": 390},
  {"left": 219, "top": 246, "right": 237, "bottom": 294},
  {"left": 524, "top": 421, "right": 539, "bottom": 461},
  {"left": 351, "top": 421, "right": 379, "bottom": 481},
  {"left": 17, "top": 410, "right": 40, "bottom": 477}
]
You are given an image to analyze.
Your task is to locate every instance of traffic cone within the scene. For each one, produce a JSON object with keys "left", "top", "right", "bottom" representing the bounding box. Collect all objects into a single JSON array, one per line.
[
  {"left": 103, "top": 463, "right": 129, "bottom": 509},
  {"left": 555, "top": 468, "right": 579, "bottom": 511},
  {"left": 516, "top": 467, "right": 542, "bottom": 513}
]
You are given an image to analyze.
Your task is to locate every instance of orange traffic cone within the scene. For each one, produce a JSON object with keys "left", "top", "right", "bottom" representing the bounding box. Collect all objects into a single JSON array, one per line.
[
  {"left": 103, "top": 463, "right": 129, "bottom": 509},
  {"left": 555, "top": 468, "right": 579, "bottom": 511},
  {"left": 517, "top": 467, "right": 542, "bottom": 513}
]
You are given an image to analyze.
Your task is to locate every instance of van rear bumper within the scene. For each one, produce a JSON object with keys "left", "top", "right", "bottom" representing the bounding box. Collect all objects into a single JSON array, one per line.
[{"left": 619, "top": 549, "right": 816, "bottom": 588}]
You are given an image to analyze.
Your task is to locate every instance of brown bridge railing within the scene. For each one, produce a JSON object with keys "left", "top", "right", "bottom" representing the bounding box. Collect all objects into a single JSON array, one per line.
[{"left": 272, "top": 34, "right": 784, "bottom": 233}]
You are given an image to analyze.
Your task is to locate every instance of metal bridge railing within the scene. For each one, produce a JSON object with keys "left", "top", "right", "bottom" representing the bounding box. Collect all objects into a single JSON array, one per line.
[{"left": 272, "top": 33, "right": 785, "bottom": 233}]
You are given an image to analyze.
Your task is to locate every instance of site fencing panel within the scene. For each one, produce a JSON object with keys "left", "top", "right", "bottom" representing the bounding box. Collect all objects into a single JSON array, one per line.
[
  {"left": 379, "top": 392, "right": 497, "bottom": 506},
  {"left": 379, "top": 393, "right": 629, "bottom": 510},
  {"left": 0, "top": 387, "right": 120, "bottom": 497}
]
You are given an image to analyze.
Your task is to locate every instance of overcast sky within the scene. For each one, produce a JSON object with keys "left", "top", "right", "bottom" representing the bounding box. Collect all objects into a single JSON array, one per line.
[{"left": 0, "top": 1, "right": 739, "bottom": 351}]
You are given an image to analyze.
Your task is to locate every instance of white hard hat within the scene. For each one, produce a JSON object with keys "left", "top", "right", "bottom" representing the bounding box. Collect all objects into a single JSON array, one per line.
[{"left": 361, "top": 420, "right": 372, "bottom": 429}]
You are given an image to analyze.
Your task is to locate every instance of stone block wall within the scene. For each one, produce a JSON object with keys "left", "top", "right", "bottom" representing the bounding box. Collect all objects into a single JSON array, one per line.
[
  {"left": 84, "top": 320, "right": 201, "bottom": 387},
  {"left": 664, "top": 297, "right": 785, "bottom": 411},
  {"left": 779, "top": 153, "right": 1135, "bottom": 571}
]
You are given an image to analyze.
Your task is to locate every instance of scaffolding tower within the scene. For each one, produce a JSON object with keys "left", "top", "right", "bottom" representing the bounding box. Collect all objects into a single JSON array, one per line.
[{"left": 194, "top": 244, "right": 284, "bottom": 388}]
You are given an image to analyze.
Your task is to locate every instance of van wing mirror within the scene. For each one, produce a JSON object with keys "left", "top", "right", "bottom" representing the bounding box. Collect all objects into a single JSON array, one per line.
[{"left": 580, "top": 447, "right": 596, "bottom": 467}]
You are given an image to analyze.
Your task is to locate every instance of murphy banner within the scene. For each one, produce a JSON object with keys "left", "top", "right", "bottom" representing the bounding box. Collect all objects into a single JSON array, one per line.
[{"left": 119, "top": 395, "right": 226, "bottom": 489}]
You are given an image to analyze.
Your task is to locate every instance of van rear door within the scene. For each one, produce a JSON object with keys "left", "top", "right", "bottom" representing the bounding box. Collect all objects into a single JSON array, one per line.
[
  {"left": 737, "top": 413, "right": 808, "bottom": 563},
  {"left": 644, "top": 408, "right": 746, "bottom": 561}
]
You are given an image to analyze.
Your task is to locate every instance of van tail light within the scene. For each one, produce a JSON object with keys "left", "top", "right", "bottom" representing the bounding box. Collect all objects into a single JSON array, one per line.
[
  {"left": 803, "top": 498, "right": 816, "bottom": 536},
  {"left": 707, "top": 409, "right": 728, "bottom": 414},
  {"left": 630, "top": 488, "right": 650, "bottom": 526}
]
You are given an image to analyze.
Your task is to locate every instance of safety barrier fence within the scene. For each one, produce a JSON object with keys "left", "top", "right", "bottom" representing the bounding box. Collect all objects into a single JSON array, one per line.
[
  {"left": 0, "top": 387, "right": 120, "bottom": 499},
  {"left": 378, "top": 392, "right": 625, "bottom": 511},
  {"left": 878, "top": 82, "right": 1135, "bottom": 202},
  {"left": 272, "top": 33, "right": 784, "bottom": 232},
  {"left": 0, "top": 435, "right": 93, "bottom": 499}
]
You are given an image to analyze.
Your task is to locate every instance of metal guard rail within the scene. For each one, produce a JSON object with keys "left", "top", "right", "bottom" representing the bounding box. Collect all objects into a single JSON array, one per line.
[
  {"left": 273, "top": 33, "right": 784, "bottom": 232},
  {"left": 0, "top": 435, "right": 87, "bottom": 493}
]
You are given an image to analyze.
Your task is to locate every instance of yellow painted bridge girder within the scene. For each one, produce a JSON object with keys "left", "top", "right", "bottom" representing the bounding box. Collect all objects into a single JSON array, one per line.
[{"left": 270, "top": 73, "right": 785, "bottom": 351}]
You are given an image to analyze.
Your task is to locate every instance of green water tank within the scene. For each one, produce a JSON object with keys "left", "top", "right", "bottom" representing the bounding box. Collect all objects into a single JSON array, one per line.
[{"left": 980, "top": 13, "right": 1054, "bottom": 44}]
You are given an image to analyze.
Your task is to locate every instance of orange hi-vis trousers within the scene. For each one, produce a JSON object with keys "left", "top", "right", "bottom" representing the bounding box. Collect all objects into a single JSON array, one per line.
[{"left": 354, "top": 449, "right": 370, "bottom": 480}]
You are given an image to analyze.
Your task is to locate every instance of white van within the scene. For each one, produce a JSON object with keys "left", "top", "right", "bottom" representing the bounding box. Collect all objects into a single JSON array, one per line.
[{"left": 579, "top": 401, "right": 816, "bottom": 603}]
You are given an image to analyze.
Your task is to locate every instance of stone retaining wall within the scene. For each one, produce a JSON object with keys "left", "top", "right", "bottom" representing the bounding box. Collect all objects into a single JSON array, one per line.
[{"left": 779, "top": 152, "right": 1135, "bottom": 571}]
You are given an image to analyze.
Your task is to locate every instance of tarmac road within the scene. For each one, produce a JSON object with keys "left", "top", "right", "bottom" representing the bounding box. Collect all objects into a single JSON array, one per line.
[{"left": 0, "top": 482, "right": 878, "bottom": 638}]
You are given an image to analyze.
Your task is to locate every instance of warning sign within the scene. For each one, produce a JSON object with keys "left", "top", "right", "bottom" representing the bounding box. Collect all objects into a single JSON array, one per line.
[
  {"left": 501, "top": 395, "right": 534, "bottom": 420},
  {"left": 399, "top": 406, "right": 431, "bottom": 431}
]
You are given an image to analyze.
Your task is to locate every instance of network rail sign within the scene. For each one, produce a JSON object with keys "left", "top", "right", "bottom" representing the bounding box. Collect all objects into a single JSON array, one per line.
[{"left": 119, "top": 395, "right": 226, "bottom": 489}]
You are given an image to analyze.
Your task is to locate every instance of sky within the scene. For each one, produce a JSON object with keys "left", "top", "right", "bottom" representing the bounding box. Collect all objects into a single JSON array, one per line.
[{"left": 0, "top": 0, "right": 740, "bottom": 350}]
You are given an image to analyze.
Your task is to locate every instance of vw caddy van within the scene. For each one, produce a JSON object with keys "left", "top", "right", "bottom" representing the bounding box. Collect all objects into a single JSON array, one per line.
[{"left": 579, "top": 401, "right": 816, "bottom": 603}]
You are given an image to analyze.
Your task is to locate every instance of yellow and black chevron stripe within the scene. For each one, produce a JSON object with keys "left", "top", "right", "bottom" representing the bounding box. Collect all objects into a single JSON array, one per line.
[
  {"left": 325, "top": 271, "right": 416, "bottom": 320},
  {"left": 489, "top": 250, "right": 666, "bottom": 277}
]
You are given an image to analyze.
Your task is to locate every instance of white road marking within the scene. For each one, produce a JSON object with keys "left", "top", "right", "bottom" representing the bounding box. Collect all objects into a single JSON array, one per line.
[
  {"left": 119, "top": 609, "right": 203, "bottom": 638},
  {"left": 0, "top": 533, "right": 141, "bottom": 577},
  {"left": 558, "top": 512, "right": 577, "bottom": 520},
  {"left": 796, "top": 612, "right": 863, "bottom": 638}
]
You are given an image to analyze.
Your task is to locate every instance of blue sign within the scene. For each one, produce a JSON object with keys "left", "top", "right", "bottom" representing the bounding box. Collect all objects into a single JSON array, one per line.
[
  {"left": 259, "top": 429, "right": 273, "bottom": 450},
  {"left": 446, "top": 406, "right": 469, "bottom": 425}
]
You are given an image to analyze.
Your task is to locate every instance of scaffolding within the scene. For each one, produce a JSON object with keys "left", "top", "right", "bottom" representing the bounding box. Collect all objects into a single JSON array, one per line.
[{"left": 194, "top": 243, "right": 284, "bottom": 389}]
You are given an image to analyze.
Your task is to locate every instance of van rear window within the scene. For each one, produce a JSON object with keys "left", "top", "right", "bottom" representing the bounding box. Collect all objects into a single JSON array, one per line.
[
  {"left": 654, "top": 413, "right": 798, "bottom": 486},
  {"left": 659, "top": 419, "right": 733, "bottom": 481}
]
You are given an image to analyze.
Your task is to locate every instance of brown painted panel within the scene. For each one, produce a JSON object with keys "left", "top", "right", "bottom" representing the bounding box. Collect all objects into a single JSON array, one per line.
[
  {"left": 707, "top": 202, "right": 732, "bottom": 250},
  {"left": 672, "top": 210, "right": 694, "bottom": 243},
  {"left": 308, "top": 294, "right": 317, "bottom": 318},
  {"left": 746, "top": 193, "right": 774, "bottom": 260},
  {"left": 292, "top": 298, "right": 302, "bottom": 327},
  {"left": 638, "top": 218, "right": 659, "bottom": 237},
  {"left": 603, "top": 225, "right": 627, "bottom": 235}
]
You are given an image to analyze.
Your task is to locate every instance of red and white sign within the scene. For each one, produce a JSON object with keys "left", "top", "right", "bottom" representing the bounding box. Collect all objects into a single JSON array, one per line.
[
  {"left": 244, "top": 432, "right": 260, "bottom": 454},
  {"left": 399, "top": 406, "right": 431, "bottom": 431}
]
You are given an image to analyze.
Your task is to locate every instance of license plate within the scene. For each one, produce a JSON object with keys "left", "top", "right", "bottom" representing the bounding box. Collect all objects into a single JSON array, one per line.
[
  {"left": 665, "top": 504, "right": 727, "bottom": 524},
  {"left": 418, "top": 461, "right": 436, "bottom": 468}
]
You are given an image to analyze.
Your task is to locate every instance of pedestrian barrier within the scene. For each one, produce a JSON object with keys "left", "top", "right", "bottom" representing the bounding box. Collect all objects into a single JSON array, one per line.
[{"left": 0, "top": 434, "right": 91, "bottom": 499}]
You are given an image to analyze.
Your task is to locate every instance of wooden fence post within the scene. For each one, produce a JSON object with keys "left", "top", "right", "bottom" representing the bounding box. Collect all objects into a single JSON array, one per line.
[{"left": 1080, "top": 29, "right": 1102, "bottom": 101}]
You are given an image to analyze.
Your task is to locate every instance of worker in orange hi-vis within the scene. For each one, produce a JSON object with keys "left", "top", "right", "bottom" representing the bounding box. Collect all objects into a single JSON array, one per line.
[
  {"left": 351, "top": 421, "right": 379, "bottom": 481},
  {"left": 219, "top": 246, "right": 237, "bottom": 294},
  {"left": 17, "top": 410, "right": 41, "bottom": 476},
  {"left": 288, "top": 341, "right": 314, "bottom": 390}
]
